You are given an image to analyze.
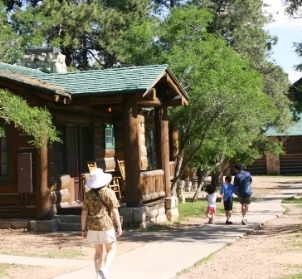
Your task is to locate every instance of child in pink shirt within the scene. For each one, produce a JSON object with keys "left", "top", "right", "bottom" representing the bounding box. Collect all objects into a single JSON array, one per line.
[{"left": 204, "top": 186, "right": 217, "bottom": 224}]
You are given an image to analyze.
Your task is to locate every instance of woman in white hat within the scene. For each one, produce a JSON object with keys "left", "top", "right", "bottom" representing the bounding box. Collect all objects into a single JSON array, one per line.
[{"left": 81, "top": 168, "right": 122, "bottom": 279}]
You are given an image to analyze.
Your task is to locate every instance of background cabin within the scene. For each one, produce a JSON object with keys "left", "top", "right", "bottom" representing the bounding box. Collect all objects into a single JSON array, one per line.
[{"left": 246, "top": 76, "right": 302, "bottom": 175}]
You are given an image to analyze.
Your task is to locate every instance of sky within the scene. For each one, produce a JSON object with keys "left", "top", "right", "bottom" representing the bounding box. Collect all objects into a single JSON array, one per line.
[{"left": 263, "top": 0, "right": 302, "bottom": 83}]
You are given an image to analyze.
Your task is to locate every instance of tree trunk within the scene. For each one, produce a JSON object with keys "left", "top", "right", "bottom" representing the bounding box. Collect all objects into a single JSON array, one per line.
[
  {"left": 171, "top": 148, "right": 184, "bottom": 196},
  {"left": 191, "top": 169, "right": 211, "bottom": 202}
]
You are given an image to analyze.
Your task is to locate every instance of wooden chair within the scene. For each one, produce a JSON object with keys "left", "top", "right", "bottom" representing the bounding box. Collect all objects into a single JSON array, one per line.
[
  {"left": 117, "top": 159, "right": 126, "bottom": 181},
  {"left": 116, "top": 159, "right": 126, "bottom": 194},
  {"left": 109, "top": 177, "right": 122, "bottom": 200},
  {"left": 87, "top": 161, "right": 122, "bottom": 200}
]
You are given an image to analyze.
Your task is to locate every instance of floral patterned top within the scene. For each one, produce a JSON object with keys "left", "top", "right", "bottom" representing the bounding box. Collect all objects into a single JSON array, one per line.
[{"left": 82, "top": 186, "right": 120, "bottom": 231}]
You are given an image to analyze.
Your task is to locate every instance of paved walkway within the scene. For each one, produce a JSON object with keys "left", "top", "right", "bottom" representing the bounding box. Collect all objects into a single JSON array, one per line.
[{"left": 1, "top": 184, "right": 301, "bottom": 279}]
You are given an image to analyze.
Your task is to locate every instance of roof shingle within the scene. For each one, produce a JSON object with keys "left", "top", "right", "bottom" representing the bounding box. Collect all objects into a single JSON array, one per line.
[{"left": 0, "top": 63, "right": 187, "bottom": 99}]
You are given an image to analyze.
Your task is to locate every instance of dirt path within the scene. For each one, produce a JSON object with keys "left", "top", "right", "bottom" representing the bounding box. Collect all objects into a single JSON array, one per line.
[{"left": 0, "top": 176, "right": 302, "bottom": 279}]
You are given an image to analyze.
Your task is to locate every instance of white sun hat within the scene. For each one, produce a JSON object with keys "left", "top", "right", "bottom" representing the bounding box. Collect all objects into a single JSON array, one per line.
[{"left": 86, "top": 168, "right": 112, "bottom": 189}]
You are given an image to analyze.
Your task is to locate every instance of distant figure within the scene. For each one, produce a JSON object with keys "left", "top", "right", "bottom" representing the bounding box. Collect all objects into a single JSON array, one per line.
[
  {"left": 204, "top": 185, "right": 217, "bottom": 224},
  {"left": 234, "top": 163, "right": 253, "bottom": 225},
  {"left": 81, "top": 168, "right": 122, "bottom": 279},
  {"left": 220, "top": 175, "right": 237, "bottom": 224}
]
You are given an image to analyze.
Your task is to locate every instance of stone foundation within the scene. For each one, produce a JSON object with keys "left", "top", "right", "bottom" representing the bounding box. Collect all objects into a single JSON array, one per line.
[
  {"left": 120, "top": 197, "right": 179, "bottom": 229},
  {"left": 0, "top": 219, "right": 59, "bottom": 232}
]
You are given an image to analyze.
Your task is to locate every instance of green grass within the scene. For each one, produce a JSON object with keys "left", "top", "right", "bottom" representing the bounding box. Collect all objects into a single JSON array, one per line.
[
  {"left": 178, "top": 198, "right": 225, "bottom": 222},
  {"left": 282, "top": 197, "right": 302, "bottom": 205},
  {"left": 1, "top": 248, "right": 84, "bottom": 259},
  {"left": 281, "top": 273, "right": 302, "bottom": 279},
  {"left": 289, "top": 233, "right": 302, "bottom": 247},
  {"left": 0, "top": 263, "right": 10, "bottom": 277}
]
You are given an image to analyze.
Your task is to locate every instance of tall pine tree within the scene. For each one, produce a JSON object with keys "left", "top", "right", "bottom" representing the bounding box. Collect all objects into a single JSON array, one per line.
[{"left": 3, "top": 0, "right": 150, "bottom": 69}]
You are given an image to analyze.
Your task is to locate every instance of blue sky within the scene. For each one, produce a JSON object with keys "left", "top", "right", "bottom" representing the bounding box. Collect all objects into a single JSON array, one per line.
[{"left": 264, "top": 0, "right": 302, "bottom": 83}]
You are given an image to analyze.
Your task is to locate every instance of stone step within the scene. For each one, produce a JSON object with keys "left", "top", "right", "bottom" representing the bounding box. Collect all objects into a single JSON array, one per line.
[
  {"left": 53, "top": 214, "right": 81, "bottom": 223},
  {"left": 53, "top": 215, "right": 81, "bottom": 231},
  {"left": 58, "top": 222, "right": 81, "bottom": 232}
]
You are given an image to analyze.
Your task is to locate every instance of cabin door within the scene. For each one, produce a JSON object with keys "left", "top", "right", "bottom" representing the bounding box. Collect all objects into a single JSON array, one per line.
[{"left": 66, "top": 125, "right": 92, "bottom": 201}]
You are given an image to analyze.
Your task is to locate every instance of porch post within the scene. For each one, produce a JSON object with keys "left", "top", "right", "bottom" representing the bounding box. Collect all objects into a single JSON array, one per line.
[
  {"left": 155, "top": 107, "right": 171, "bottom": 198},
  {"left": 36, "top": 136, "right": 52, "bottom": 219},
  {"left": 123, "top": 94, "right": 143, "bottom": 207}
]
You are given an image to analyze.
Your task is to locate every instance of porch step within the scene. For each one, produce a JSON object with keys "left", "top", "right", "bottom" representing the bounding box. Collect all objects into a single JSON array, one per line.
[{"left": 53, "top": 215, "right": 81, "bottom": 231}]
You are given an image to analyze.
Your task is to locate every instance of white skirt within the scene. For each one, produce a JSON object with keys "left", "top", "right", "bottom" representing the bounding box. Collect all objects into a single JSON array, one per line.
[{"left": 87, "top": 228, "right": 116, "bottom": 244}]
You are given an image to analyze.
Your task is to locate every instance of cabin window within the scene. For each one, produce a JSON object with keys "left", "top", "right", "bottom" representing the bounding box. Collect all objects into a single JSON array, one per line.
[
  {"left": 0, "top": 124, "right": 8, "bottom": 176},
  {"left": 286, "top": 138, "right": 302, "bottom": 153},
  {"left": 104, "top": 124, "right": 115, "bottom": 149}
]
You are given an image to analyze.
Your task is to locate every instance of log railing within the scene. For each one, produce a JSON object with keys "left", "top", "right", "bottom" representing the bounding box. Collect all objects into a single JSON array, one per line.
[{"left": 140, "top": 169, "right": 165, "bottom": 202}]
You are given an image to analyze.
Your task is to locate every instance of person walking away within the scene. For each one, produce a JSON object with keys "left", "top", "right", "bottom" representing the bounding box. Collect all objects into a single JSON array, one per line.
[
  {"left": 220, "top": 175, "right": 237, "bottom": 224},
  {"left": 204, "top": 185, "right": 217, "bottom": 224},
  {"left": 233, "top": 163, "right": 252, "bottom": 225},
  {"left": 81, "top": 168, "right": 123, "bottom": 279}
]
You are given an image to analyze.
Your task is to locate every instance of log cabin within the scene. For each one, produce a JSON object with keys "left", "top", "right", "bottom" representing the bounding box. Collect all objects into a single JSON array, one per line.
[
  {"left": 246, "top": 76, "right": 302, "bottom": 175},
  {"left": 0, "top": 47, "right": 189, "bottom": 229}
]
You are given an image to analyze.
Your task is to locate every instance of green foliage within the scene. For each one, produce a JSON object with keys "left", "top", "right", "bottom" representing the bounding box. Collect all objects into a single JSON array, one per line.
[
  {"left": 282, "top": 196, "right": 302, "bottom": 205},
  {"left": 116, "top": 18, "right": 161, "bottom": 66},
  {"left": 0, "top": 89, "right": 61, "bottom": 147},
  {"left": 159, "top": 7, "right": 278, "bottom": 171},
  {"left": 0, "top": 2, "right": 25, "bottom": 63},
  {"left": 195, "top": 0, "right": 293, "bottom": 132},
  {"left": 283, "top": 0, "right": 302, "bottom": 79},
  {"left": 294, "top": 41, "right": 302, "bottom": 72},
  {"left": 284, "top": 0, "right": 302, "bottom": 17}
]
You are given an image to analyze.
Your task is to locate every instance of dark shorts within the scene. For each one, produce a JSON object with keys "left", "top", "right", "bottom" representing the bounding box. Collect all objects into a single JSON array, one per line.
[
  {"left": 239, "top": 195, "right": 251, "bottom": 205},
  {"left": 223, "top": 198, "right": 233, "bottom": 211}
]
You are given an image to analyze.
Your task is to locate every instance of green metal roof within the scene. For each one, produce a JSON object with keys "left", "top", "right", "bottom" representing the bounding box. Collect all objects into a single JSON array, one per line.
[
  {"left": 0, "top": 63, "right": 188, "bottom": 99},
  {"left": 265, "top": 114, "right": 302, "bottom": 137}
]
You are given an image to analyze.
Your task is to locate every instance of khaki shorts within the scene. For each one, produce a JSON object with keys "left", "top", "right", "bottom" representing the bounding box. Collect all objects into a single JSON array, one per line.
[
  {"left": 87, "top": 228, "right": 116, "bottom": 244},
  {"left": 238, "top": 195, "right": 251, "bottom": 205}
]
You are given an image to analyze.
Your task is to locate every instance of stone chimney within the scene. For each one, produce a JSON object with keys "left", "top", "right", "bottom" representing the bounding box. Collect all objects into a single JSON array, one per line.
[{"left": 22, "top": 47, "right": 67, "bottom": 74}]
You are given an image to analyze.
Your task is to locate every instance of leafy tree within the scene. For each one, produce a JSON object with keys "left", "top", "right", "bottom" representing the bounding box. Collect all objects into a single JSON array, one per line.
[
  {"left": 284, "top": 0, "right": 302, "bottom": 17},
  {"left": 0, "top": 89, "right": 60, "bottom": 147},
  {"left": 284, "top": 0, "right": 302, "bottom": 71},
  {"left": 190, "top": 0, "right": 292, "bottom": 131},
  {"left": 116, "top": 6, "right": 282, "bottom": 197},
  {"left": 0, "top": 1, "right": 25, "bottom": 63}
]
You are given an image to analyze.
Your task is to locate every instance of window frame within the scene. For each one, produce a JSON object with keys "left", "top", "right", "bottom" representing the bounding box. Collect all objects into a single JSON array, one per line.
[{"left": 104, "top": 124, "right": 115, "bottom": 150}]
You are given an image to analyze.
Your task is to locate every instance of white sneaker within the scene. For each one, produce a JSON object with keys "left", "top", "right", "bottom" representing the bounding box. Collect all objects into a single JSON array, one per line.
[
  {"left": 242, "top": 218, "right": 247, "bottom": 225},
  {"left": 98, "top": 268, "right": 109, "bottom": 279}
]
